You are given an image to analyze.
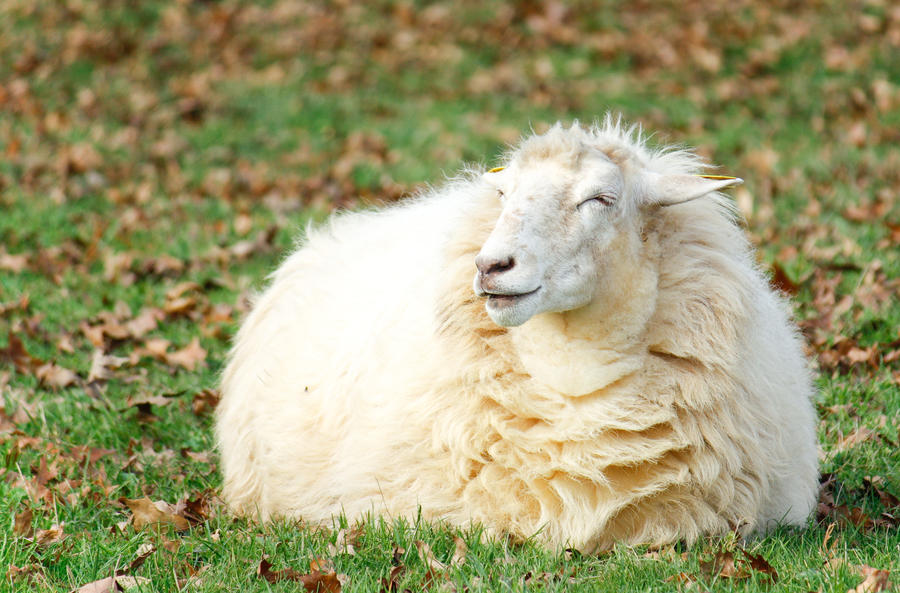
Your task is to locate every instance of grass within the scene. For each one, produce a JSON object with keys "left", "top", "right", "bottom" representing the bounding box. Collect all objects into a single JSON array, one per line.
[{"left": 1, "top": 0, "right": 898, "bottom": 591}]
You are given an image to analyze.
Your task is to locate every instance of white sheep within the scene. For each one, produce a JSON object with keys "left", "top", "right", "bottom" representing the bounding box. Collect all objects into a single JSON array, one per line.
[{"left": 215, "top": 117, "right": 819, "bottom": 551}]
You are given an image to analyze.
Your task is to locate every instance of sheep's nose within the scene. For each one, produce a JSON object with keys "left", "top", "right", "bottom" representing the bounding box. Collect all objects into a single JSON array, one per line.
[{"left": 476, "top": 254, "right": 515, "bottom": 278}]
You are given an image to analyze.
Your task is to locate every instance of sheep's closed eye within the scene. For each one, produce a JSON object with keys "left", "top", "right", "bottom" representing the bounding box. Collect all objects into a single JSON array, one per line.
[{"left": 577, "top": 194, "right": 615, "bottom": 209}]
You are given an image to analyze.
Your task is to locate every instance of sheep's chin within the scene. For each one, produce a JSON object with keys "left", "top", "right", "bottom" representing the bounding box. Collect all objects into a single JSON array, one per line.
[{"left": 485, "top": 291, "right": 541, "bottom": 327}]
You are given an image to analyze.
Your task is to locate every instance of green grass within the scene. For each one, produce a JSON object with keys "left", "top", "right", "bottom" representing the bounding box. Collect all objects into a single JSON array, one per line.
[{"left": 1, "top": 1, "right": 898, "bottom": 591}]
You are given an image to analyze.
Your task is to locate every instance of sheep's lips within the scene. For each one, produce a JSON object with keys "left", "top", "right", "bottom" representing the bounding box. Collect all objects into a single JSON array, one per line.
[{"left": 484, "top": 286, "right": 541, "bottom": 309}]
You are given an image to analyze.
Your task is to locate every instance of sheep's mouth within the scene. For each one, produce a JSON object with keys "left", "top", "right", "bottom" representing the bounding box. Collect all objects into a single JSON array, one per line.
[{"left": 485, "top": 287, "right": 541, "bottom": 307}]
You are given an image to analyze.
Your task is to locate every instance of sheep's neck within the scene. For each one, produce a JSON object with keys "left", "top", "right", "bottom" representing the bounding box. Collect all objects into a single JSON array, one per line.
[{"left": 510, "top": 238, "right": 656, "bottom": 397}]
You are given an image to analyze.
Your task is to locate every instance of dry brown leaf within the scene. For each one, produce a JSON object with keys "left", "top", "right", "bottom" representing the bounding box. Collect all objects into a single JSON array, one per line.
[
  {"left": 257, "top": 558, "right": 343, "bottom": 592},
  {"left": 125, "top": 307, "right": 163, "bottom": 338},
  {"left": 165, "top": 281, "right": 201, "bottom": 302},
  {"left": 174, "top": 489, "right": 216, "bottom": 525},
  {"left": 33, "top": 524, "right": 66, "bottom": 546},
  {"left": 71, "top": 575, "right": 151, "bottom": 593},
  {"left": 36, "top": 362, "right": 79, "bottom": 388},
  {"left": 863, "top": 477, "right": 900, "bottom": 511},
  {"left": 13, "top": 507, "right": 33, "bottom": 538},
  {"left": 743, "top": 550, "right": 779, "bottom": 583},
  {"left": 0, "top": 293, "right": 30, "bottom": 317},
  {"left": 849, "top": 565, "right": 891, "bottom": 593},
  {"left": 698, "top": 548, "right": 776, "bottom": 582},
  {"left": 191, "top": 389, "right": 220, "bottom": 415},
  {"left": 126, "top": 392, "right": 176, "bottom": 409},
  {"left": 70, "top": 445, "right": 118, "bottom": 466},
  {"left": 451, "top": 535, "right": 468, "bottom": 567},
  {"left": 180, "top": 448, "right": 212, "bottom": 463},
  {"left": 380, "top": 565, "right": 406, "bottom": 592},
  {"left": 140, "top": 337, "right": 171, "bottom": 359},
  {"left": 0, "top": 331, "right": 44, "bottom": 373},
  {"left": 122, "top": 497, "right": 191, "bottom": 531},
  {"left": 769, "top": 262, "right": 799, "bottom": 295},
  {"left": 125, "top": 542, "right": 156, "bottom": 574},
  {"left": 310, "top": 557, "right": 335, "bottom": 572},
  {"left": 7, "top": 563, "right": 45, "bottom": 585},
  {"left": 702, "top": 551, "right": 749, "bottom": 579},
  {"left": 415, "top": 539, "right": 449, "bottom": 572},
  {"left": 164, "top": 338, "right": 207, "bottom": 370},
  {"left": 0, "top": 251, "right": 29, "bottom": 272},
  {"left": 328, "top": 525, "right": 363, "bottom": 556},
  {"left": 834, "top": 426, "right": 878, "bottom": 453},
  {"left": 88, "top": 350, "right": 129, "bottom": 383},
  {"left": 665, "top": 572, "right": 698, "bottom": 584},
  {"left": 164, "top": 296, "right": 198, "bottom": 316}
]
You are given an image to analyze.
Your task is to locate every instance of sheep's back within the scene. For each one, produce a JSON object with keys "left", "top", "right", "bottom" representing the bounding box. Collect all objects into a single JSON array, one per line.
[{"left": 216, "top": 186, "right": 479, "bottom": 519}]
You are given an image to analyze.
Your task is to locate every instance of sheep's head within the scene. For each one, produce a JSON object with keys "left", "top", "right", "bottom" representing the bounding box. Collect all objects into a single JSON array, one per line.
[{"left": 473, "top": 123, "right": 742, "bottom": 327}]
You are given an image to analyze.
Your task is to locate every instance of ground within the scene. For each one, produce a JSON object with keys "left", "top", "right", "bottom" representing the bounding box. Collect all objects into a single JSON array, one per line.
[{"left": 1, "top": 1, "right": 898, "bottom": 591}]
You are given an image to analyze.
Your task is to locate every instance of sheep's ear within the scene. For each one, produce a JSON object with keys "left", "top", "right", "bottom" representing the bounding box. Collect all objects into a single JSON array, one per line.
[
  {"left": 483, "top": 166, "right": 508, "bottom": 183},
  {"left": 646, "top": 173, "right": 743, "bottom": 207}
]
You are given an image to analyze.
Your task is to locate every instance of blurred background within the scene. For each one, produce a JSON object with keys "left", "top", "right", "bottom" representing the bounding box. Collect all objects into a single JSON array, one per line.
[{"left": 3, "top": 0, "right": 898, "bottom": 376}]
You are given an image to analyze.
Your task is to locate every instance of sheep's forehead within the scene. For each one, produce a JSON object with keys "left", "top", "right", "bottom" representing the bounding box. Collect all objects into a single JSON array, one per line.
[
  {"left": 507, "top": 149, "right": 621, "bottom": 199},
  {"left": 513, "top": 125, "right": 635, "bottom": 167}
]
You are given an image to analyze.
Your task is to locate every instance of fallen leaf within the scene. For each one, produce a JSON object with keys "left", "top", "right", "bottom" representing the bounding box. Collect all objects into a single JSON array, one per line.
[
  {"left": 834, "top": 426, "right": 878, "bottom": 453},
  {"left": 124, "top": 307, "right": 164, "bottom": 338},
  {"left": 163, "top": 295, "right": 198, "bottom": 316},
  {"left": 165, "top": 281, "right": 201, "bottom": 302},
  {"left": 0, "top": 293, "right": 30, "bottom": 317},
  {"left": 174, "top": 489, "right": 216, "bottom": 525},
  {"left": 257, "top": 558, "right": 298, "bottom": 582},
  {"left": 257, "top": 558, "right": 343, "bottom": 592},
  {"left": 0, "top": 331, "right": 44, "bottom": 373},
  {"left": 380, "top": 565, "right": 406, "bottom": 592},
  {"left": 13, "top": 507, "right": 33, "bottom": 537},
  {"left": 310, "top": 557, "right": 334, "bottom": 572},
  {"left": 700, "top": 551, "right": 749, "bottom": 579},
  {"left": 88, "top": 349, "right": 129, "bottom": 383},
  {"left": 451, "top": 535, "right": 468, "bottom": 567},
  {"left": 164, "top": 338, "right": 207, "bottom": 371},
  {"left": 742, "top": 550, "right": 778, "bottom": 583},
  {"left": 70, "top": 445, "right": 118, "bottom": 466},
  {"left": 0, "top": 251, "right": 29, "bottom": 272},
  {"left": 71, "top": 575, "right": 152, "bottom": 593},
  {"left": 665, "top": 572, "right": 697, "bottom": 584},
  {"left": 415, "top": 539, "right": 448, "bottom": 572},
  {"left": 122, "top": 497, "right": 191, "bottom": 531},
  {"left": 123, "top": 543, "right": 156, "bottom": 574},
  {"left": 191, "top": 389, "right": 220, "bottom": 415},
  {"left": 848, "top": 565, "right": 891, "bottom": 593},
  {"left": 769, "top": 262, "right": 799, "bottom": 295},
  {"left": 35, "top": 362, "right": 79, "bottom": 388},
  {"left": 139, "top": 337, "right": 171, "bottom": 360},
  {"left": 126, "top": 392, "right": 176, "bottom": 408},
  {"left": 7, "top": 563, "right": 45, "bottom": 585},
  {"left": 33, "top": 524, "right": 66, "bottom": 546},
  {"left": 863, "top": 476, "right": 900, "bottom": 511},
  {"left": 328, "top": 526, "right": 363, "bottom": 556}
]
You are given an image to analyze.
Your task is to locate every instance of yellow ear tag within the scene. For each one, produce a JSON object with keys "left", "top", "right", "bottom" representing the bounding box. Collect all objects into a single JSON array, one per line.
[
  {"left": 488, "top": 167, "right": 505, "bottom": 173},
  {"left": 698, "top": 174, "right": 738, "bottom": 180}
]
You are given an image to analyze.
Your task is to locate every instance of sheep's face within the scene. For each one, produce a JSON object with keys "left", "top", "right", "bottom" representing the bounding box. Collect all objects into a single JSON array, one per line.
[
  {"left": 474, "top": 149, "right": 628, "bottom": 327},
  {"left": 473, "top": 125, "right": 742, "bottom": 328}
]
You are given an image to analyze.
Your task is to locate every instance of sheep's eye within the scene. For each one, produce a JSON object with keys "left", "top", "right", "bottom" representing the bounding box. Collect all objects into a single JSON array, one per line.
[
  {"left": 578, "top": 194, "right": 615, "bottom": 209},
  {"left": 497, "top": 189, "right": 505, "bottom": 200}
]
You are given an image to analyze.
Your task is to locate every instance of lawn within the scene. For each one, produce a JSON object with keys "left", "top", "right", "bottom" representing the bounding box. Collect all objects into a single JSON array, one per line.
[{"left": 1, "top": 1, "right": 898, "bottom": 591}]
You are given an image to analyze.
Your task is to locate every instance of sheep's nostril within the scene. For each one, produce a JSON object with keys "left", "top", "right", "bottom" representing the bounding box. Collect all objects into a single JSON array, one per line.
[{"left": 476, "top": 255, "right": 515, "bottom": 277}]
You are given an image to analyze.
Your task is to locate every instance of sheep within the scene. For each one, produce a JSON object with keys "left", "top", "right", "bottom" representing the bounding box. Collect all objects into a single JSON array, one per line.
[{"left": 215, "top": 117, "right": 819, "bottom": 551}]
